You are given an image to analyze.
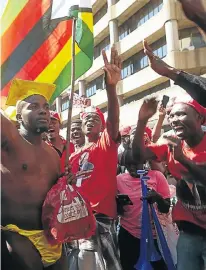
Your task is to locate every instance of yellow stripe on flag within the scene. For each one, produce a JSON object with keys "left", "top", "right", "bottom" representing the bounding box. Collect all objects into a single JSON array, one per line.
[
  {"left": 35, "top": 38, "right": 81, "bottom": 83},
  {"left": 79, "top": 12, "right": 93, "bottom": 33},
  {"left": 1, "top": 0, "right": 28, "bottom": 36}
]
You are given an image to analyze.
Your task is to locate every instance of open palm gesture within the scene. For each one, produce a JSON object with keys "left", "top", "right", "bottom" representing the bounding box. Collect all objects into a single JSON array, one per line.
[{"left": 102, "top": 47, "right": 122, "bottom": 87}]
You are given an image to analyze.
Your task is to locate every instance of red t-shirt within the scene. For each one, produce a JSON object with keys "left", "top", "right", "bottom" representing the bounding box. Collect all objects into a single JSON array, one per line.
[
  {"left": 69, "top": 128, "right": 118, "bottom": 218},
  {"left": 148, "top": 133, "right": 206, "bottom": 229}
]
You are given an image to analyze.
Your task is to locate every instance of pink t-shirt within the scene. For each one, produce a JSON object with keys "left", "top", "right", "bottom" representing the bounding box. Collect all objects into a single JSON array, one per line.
[{"left": 117, "top": 170, "right": 170, "bottom": 238}]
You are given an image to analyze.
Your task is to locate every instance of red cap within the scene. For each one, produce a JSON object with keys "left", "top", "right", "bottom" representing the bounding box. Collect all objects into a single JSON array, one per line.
[
  {"left": 174, "top": 95, "right": 206, "bottom": 123},
  {"left": 50, "top": 111, "right": 61, "bottom": 123},
  {"left": 120, "top": 126, "right": 131, "bottom": 136}
]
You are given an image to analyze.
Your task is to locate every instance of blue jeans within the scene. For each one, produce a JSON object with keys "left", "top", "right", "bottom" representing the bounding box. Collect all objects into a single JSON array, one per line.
[{"left": 177, "top": 231, "right": 206, "bottom": 270}]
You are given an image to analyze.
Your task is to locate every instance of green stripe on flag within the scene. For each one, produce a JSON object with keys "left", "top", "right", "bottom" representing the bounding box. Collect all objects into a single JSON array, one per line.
[{"left": 50, "top": 50, "right": 92, "bottom": 103}]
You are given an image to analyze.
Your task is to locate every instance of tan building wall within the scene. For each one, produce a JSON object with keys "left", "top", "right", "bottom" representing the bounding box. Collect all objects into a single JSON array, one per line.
[{"left": 57, "top": 0, "right": 206, "bottom": 137}]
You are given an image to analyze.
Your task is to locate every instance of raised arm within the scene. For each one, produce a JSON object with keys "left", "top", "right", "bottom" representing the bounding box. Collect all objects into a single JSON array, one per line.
[
  {"left": 1, "top": 110, "right": 19, "bottom": 148},
  {"left": 178, "top": 0, "right": 206, "bottom": 33},
  {"left": 102, "top": 47, "right": 121, "bottom": 141},
  {"left": 132, "top": 97, "right": 158, "bottom": 162},
  {"left": 152, "top": 104, "right": 166, "bottom": 143},
  {"left": 143, "top": 40, "right": 206, "bottom": 107}
]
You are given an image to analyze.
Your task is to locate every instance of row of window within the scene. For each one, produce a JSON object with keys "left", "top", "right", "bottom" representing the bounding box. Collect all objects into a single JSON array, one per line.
[
  {"left": 94, "top": 36, "right": 110, "bottom": 59},
  {"left": 119, "top": 0, "right": 163, "bottom": 40},
  {"left": 93, "top": 0, "right": 120, "bottom": 25},
  {"left": 86, "top": 75, "right": 105, "bottom": 97},
  {"left": 61, "top": 80, "right": 170, "bottom": 112},
  {"left": 94, "top": 0, "right": 163, "bottom": 59},
  {"left": 123, "top": 81, "right": 170, "bottom": 104},
  {"left": 93, "top": 3, "right": 107, "bottom": 25},
  {"left": 121, "top": 37, "right": 167, "bottom": 79}
]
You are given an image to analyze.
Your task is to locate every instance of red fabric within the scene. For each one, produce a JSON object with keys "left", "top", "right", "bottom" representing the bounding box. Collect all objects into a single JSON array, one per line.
[
  {"left": 42, "top": 176, "right": 96, "bottom": 245},
  {"left": 148, "top": 134, "right": 206, "bottom": 229},
  {"left": 174, "top": 95, "right": 206, "bottom": 122},
  {"left": 50, "top": 111, "right": 61, "bottom": 122},
  {"left": 120, "top": 126, "right": 131, "bottom": 136},
  {"left": 145, "top": 126, "right": 152, "bottom": 140},
  {"left": 81, "top": 107, "right": 106, "bottom": 130},
  {"left": 69, "top": 125, "right": 118, "bottom": 218},
  {"left": 144, "top": 127, "right": 152, "bottom": 146}
]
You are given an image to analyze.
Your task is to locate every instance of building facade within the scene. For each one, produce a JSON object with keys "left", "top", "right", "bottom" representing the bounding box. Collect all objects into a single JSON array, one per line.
[{"left": 53, "top": 0, "right": 206, "bottom": 137}]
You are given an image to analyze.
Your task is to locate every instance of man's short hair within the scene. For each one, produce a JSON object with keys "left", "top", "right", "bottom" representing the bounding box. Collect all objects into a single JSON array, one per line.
[{"left": 71, "top": 118, "right": 82, "bottom": 125}]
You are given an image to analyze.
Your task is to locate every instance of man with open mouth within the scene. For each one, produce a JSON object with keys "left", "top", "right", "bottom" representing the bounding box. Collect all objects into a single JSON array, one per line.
[
  {"left": 67, "top": 47, "right": 122, "bottom": 270},
  {"left": 47, "top": 111, "right": 75, "bottom": 173},
  {"left": 132, "top": 94, "right": 206, "bottom": 270},
  {"left": 71, "top": 118, "right": 85, "bottom": 151}
]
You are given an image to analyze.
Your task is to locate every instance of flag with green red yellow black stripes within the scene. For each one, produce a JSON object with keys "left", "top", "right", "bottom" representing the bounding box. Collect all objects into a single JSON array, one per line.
[{"left": 1, "top": 0, "right": 93, "bottom": 104}]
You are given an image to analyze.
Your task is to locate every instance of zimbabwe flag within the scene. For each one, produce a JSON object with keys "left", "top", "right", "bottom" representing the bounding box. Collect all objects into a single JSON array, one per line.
[{"left": 1, "top": 0, "right": 93, "bottom": 104}]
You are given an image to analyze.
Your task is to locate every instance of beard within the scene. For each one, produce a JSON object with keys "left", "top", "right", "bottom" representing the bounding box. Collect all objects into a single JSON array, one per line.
[{"left": 35, "top": 126, "right": 49, "bottom": 134}]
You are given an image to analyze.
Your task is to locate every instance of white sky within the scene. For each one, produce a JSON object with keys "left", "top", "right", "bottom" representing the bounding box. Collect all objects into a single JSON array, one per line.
[{"left": 0, "top": 0, "right": 8, "bottom": 17}]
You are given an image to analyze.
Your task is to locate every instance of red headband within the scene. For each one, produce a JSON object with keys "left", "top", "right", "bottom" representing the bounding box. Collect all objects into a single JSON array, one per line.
[
  {"left": 174, "top": 95, "right": 206, "bottom": 122},
  {"left": 81, "top": 107, "right": 106, "bottom": 130}
]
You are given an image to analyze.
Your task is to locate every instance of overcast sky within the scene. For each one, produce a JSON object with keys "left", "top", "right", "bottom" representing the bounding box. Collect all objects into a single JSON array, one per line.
[{"left": 0, "top": 0, "right": 8, "bottom": 17}]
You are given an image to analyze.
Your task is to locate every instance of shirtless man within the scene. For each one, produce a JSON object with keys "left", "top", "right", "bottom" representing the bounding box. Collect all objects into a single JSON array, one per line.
[{"left": 1, "top": 79, "right": 68, "bottom": 270}]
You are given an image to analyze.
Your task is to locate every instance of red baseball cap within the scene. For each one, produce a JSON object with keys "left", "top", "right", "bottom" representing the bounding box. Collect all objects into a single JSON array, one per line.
[{"left": 50, "top": 111, "right": 61, "bottom": 123}]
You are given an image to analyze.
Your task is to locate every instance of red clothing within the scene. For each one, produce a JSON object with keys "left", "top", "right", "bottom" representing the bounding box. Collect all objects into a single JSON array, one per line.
[
  {"left": 69, "top": 128, "right": 118, "bottom": 218},
  {"left": 148, "top": 133, "right": 206, "bottom": 229}
]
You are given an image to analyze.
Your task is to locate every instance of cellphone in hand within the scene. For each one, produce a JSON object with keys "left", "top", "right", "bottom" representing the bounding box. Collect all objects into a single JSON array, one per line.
[{"left": 162, "top": 95, "right": 170, "bottom": 108}]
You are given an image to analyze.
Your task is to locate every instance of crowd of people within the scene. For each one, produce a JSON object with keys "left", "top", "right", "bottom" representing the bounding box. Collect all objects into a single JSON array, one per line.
[{"left": 1, "top": 0, "right": 206, "bottom": 269}]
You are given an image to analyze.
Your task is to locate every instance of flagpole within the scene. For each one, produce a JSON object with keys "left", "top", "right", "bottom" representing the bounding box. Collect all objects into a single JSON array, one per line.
[{"left": 65, "top": 17, "right": 77, "bottom": 168}]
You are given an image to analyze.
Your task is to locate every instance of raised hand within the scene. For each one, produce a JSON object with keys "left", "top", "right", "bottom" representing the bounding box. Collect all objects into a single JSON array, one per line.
[
  {"left": 178, "top": 0, "right": 206, "bottom": 26},
  {"left": 139, "top": 96, "right": 159, "bottom": 121},
  {"left": 102, "top": 47, "right": 122, "bottom": 87},
  {"left": 158, "top": 103, "right": 166, "bottom": 117},
  {"left": 143, "top": 40, "right": 175, "bottom": 78}
]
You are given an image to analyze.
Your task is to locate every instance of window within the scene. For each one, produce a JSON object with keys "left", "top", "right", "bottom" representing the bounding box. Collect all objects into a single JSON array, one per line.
[
  {"left": 94, "top": 3, "right": 107, "bottom": 25},
  {"left": 61, "top": 97, "right": 69, "bottom": 111},
  {"left": 121, "top": 59, "right": 133, "bottom": 79},
  {"left": 179, "top": 27, "right": 206, "bottom": 50},
  {"left": 119, "top": 0, "right": 163, "bottom": 40},
  {"left": 121, "top": 37, "right": 167, "bottom": 79},
  {"left": 94, "top": 36, "right": 110, "bottom": 59},
  {"left": 86, "top": 75, "right": 105, "bottom": 97}
]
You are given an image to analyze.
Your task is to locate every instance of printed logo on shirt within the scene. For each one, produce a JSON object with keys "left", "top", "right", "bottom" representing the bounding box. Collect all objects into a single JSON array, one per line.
[{"left": 76, "top": 151, "right": 94, "bottom": 187}]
